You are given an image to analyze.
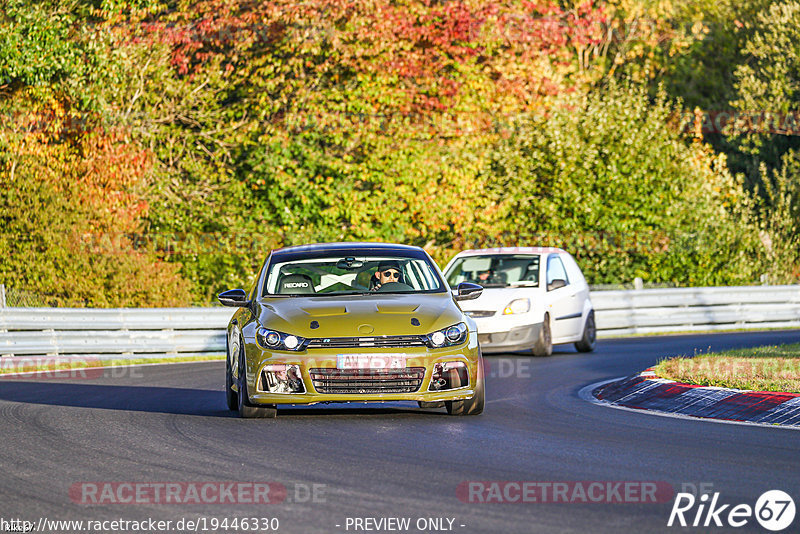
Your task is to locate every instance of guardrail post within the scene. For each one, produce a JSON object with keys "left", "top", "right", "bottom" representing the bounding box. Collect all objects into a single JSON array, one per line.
[{"left": 0, "top": 283, "right": 5, "bottom": 308}]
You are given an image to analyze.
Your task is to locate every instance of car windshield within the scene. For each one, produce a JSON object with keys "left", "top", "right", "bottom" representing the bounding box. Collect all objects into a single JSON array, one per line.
[
  {"left": 444, "top": 254, "right": 541, "bottom": 288},
  {"left": 264, "top": 255, "right": 445, "bottom": 296}
]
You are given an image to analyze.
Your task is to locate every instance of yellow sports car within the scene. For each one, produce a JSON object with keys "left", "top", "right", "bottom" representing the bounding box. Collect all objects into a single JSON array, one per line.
[{"left": 218, "top": 242, "right": 485, "bottom": 418}]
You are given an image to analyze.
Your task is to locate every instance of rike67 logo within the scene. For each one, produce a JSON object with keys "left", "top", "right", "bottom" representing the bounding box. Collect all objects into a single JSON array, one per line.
[{"left": 668, "top": 490, "right": 796, "bottom": 531}]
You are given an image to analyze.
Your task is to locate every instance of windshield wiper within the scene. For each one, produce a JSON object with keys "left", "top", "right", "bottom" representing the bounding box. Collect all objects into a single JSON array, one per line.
[{"left": 508, "top": 281, "right": 539, "bottom": 287}]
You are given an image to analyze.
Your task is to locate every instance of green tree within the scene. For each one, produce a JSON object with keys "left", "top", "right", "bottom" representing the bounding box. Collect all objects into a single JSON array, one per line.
[
  {"left": 730, "top": 0, "right": 800, "bottom": 178},
  {"left": 480, "top": 84, "right": 782, "bottom": 285}
]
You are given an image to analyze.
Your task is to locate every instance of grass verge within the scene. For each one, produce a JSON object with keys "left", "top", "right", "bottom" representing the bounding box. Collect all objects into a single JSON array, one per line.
[{"left": 653, "top": 343, "right": 800, "bottom": 394}]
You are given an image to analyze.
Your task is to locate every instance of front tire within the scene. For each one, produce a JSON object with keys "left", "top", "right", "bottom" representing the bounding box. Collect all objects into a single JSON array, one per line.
[
  {"left": 225, "top": 338, "right": 238, "bottom": 411},
  {"left": 237, "top": 341, "right": 277, "bottom": 419},
  {"left": 574, "top": 310, "right": 596, "bottom": 353},
  {"left": 445, "top": 358, "right": 485, "bottom": 416},
  {"left": 531, "top": 314, "right": 553, "bottom": 356}
]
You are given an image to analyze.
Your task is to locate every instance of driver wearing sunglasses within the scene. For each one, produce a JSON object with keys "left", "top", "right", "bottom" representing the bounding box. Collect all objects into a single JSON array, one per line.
[{"left": 369, "top": 260, "right": 404, "bottom": 291}]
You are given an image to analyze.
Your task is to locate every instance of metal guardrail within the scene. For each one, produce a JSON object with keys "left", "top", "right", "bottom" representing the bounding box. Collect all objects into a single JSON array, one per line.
[
  {"left": 0, "top": 286, "right": 798, "bottom": 357},
  {"left": 592, "top": 285, "right": 800, "bottom": 337},
  {"left": 0, "top": 308, "right": 234, "bottom": 331},
  {"left": 0, "top": 308, "right": 234, "bottom": 358}
]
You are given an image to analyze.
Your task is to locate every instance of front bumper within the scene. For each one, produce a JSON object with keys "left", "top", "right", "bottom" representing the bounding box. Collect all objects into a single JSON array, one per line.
[
  {"left": 239, "top": 332, "right": 481, "bottom": 406},
  {"left": 477, "top": 324, "right": 542, "bottom": 353},
  {"left": 469, "top": 315, "right": 543, "bottom": 353}
]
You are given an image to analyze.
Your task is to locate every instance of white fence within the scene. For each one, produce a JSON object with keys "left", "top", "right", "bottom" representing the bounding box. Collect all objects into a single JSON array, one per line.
[{"left": 0, "top": 286, "right": 798, "bottom": 358}]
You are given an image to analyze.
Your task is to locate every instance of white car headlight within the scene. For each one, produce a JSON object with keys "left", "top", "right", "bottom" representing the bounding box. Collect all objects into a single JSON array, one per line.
[{"left": 503, "top": 298, "right": 530, "bottom": 315}]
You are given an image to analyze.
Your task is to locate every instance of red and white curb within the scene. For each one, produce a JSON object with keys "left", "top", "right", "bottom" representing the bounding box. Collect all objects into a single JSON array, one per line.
[{"left": 580, "top": 369, "right": 800, "bottom": 430}]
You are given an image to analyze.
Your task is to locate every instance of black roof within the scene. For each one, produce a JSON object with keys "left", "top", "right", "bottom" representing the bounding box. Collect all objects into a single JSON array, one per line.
[{"left": 269, "top": 242, "right": 429, "bottom": 263}]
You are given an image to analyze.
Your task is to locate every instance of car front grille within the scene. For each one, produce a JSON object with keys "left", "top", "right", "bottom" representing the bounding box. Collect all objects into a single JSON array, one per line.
[
  {"left": 465, "top": 310, "right": 495, "bottom": 318},
  {"left": 308, "top": 367, "right": 426, "bottom": 394},
  {"left": 306, "top": 335, "right": 427, "bottom": 349}
]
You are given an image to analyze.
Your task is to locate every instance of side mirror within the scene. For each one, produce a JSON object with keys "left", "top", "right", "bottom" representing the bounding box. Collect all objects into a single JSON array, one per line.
[
  {"left": 547, "top": 279, "right": 567, "bottom": 291},
  {"left": 218, "top": 288, "right": 249, "bottom": 307},
  {"left": 454, "top": 282, "right": 483, "bottom": 301}
]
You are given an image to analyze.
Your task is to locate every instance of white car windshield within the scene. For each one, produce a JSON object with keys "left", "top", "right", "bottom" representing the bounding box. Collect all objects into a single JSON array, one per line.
[
  {"left": 445, "top": 255, "right": 541, "bottom": 288},
  {"left": 264, "top": 255, "right": 445, "bottom": 296}
]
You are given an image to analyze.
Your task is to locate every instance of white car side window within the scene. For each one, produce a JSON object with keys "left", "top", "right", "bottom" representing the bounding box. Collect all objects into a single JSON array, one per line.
[
  {"left": 561, "top": 253, "right": 587, "bottom": 286},
  {"left": 546, "top": 255, "right": 569, "bottom": 285}
]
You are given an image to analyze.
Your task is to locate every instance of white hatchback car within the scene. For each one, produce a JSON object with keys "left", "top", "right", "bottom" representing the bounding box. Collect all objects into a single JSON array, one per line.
[{"left": 442, "top": 247, "right": 595, "bottom": 355}]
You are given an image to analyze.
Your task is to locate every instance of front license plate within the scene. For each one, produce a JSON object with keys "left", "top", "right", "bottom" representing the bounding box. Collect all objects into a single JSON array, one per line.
[{"left": 336, "top": 354, "right": 407, "bottom": 370}]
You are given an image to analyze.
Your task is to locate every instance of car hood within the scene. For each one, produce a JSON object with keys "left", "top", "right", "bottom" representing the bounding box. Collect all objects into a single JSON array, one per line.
[
  {"left": 458, "top": 286, "right": 543, "bottom": 313},
  {"left": 255, "top": 293, "right": 463, "bottom": 338}
]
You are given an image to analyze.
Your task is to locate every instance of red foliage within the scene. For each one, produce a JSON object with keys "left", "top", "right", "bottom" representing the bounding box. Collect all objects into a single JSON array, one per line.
[
  {"left": 114, "top": 0, "right": 607, "bottom": 114},
  {"left": 77, "top": 128, "right": 152, "bottom": 233}
]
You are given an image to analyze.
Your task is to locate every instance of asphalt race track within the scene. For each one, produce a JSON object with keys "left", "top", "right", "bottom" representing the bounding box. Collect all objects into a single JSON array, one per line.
[{"left": 2, "top": 330, "right": 800, "bottom": 534}]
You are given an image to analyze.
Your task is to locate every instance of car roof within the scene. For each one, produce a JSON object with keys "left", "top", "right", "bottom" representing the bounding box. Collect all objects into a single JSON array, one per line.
[
  {"left": 453, "top": 246, "right": 567, "bottom": 256},
  {"left": 269, "top": 242, "right": 429, "bottom": 262}
]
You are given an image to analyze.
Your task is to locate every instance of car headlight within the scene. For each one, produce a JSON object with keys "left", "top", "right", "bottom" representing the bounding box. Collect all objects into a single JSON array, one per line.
[
  {"left": 256, "top": 327, "right": 307, "bottom": 351},
  {"left": 503, "top": 298, "right": 530, "bottom": 315},
  {"left": 425, "top": 322, "right": 468, "bottom": 348}
]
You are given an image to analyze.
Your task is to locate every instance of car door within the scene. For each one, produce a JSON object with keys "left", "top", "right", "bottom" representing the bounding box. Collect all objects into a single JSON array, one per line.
[
  {"left": 561, "top": 252, "right": 591, "bottom": 320},
  {"left": 545, "top": 254, "right": 583, "bottom": 341}
]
